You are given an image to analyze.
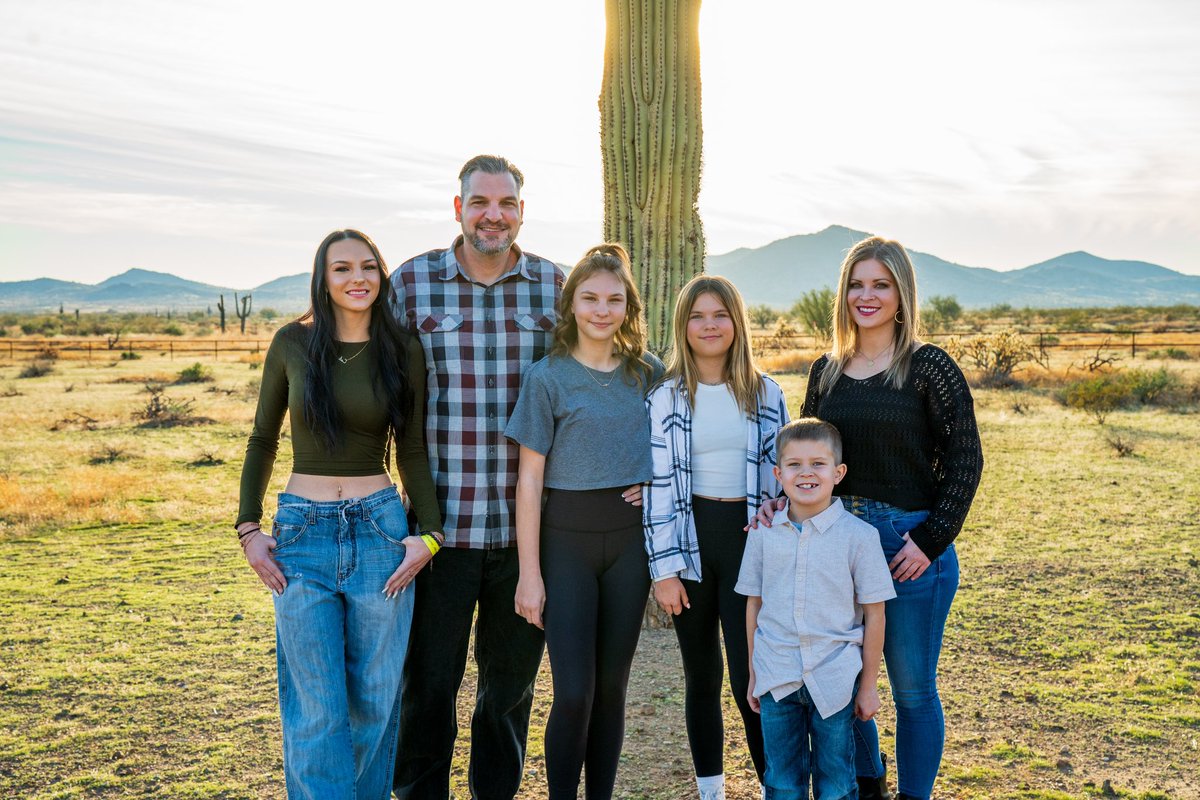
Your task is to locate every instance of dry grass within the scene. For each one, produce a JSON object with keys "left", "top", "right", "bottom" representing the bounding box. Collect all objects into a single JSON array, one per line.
[{"left": 0, "top": 350, "right": 1197, "bottom": 799}]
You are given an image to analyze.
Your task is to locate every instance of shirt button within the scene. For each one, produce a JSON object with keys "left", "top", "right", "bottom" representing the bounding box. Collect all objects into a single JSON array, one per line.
[{"left": 487, "top": 378, "right": 495, "bottom": 387}]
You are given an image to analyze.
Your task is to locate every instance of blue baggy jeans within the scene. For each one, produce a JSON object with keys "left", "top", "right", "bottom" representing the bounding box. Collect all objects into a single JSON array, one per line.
[
  {"left": 271, "top": 486, "right": 415, "bottom": 800},
  {"left": 843, "top": 496, "right": 959, "bottom": 800}
]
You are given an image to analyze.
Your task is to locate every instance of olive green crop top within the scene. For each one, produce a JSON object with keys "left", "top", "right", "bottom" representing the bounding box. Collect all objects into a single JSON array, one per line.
[{"left": 236, "top": 321, "right": 443, "bottom": 533}]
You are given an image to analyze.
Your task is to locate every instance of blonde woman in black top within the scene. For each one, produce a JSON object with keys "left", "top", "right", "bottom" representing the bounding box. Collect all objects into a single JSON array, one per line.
[
  {"left": 236, "top": 230, "right": 444, "bottom": 800},
  {"left": 756, "top": 236, "right": 982, "bottom": 800}
]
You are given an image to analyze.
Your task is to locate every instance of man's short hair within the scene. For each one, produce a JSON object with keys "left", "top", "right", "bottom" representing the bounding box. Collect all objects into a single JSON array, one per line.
[
  {"left": 775, "top": 418, "right": 843, "bottom": 464},
  {"left": 458, "top": 154, "right": 525, "bottom": 199}
]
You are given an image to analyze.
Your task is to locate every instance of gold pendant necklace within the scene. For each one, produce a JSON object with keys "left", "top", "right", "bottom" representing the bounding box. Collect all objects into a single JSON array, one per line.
[
  {"left": 338, "top": 341, "right": 369, "bottom": 365},
  {"left": 858, "top": 342, "right": 894, "bottom": 367}
]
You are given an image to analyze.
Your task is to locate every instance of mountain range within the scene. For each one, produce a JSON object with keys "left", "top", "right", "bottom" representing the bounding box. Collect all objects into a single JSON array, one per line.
[{"left": 2, "top": 226, "right": 1198, "bottom": 312}]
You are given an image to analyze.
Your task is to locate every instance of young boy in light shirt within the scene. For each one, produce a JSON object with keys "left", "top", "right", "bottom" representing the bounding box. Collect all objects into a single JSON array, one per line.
[{"left": 736, "top": 419, "right": 896, "bottom": 800}]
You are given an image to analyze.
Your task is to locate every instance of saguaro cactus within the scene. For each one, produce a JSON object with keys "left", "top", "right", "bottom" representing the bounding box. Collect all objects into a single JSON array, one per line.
[
  {"left": 235, "top": 292, "right": 253, "bottom": 334},
  {"left": 217, "top": 295, "right": 227, "bottom": 333},
  {"left": 601, "top": 0, "right": 705, "bottom": 351}
]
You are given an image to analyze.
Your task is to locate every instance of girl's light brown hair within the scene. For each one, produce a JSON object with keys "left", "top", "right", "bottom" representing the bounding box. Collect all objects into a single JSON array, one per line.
[
  {"left": 818, "top": 236, "right": 923, "bottom": 395},
  {"left": 552, "top": 243, "right": 653, "bottom": 386},
  {"left": 665, "top": 275, "right": 763, "bottom": 414}
]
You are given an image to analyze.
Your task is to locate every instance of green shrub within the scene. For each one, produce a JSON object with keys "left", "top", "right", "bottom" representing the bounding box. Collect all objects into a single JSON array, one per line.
[
  {"left": 1126, "top": 367, "right": 1180, "bottom": 405},
  {"left": 789, "top": 287, "right": 835, "bottom": 342},
  {"left": 1145, "top": 347, "right": 1192, "bottom": 360},
  {"left": 163, "top": 323, "right": 185, "bottom": 336},
  {"left": 175, "top": 362, "right": 213, "bottom": 384},
  {"left": 120, "top": 350, "right": 142, "bottom": 360},
  {"left": 18, "top": 360, "right": 54, "bottom": 379},
  {"left": 1061, "top": 373, "right": 1133, "bottom": 424}
]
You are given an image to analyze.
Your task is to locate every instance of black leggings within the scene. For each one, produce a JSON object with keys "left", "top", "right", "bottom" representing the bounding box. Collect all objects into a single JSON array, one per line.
[
  {"left": 672, "top": 496, "right": 765, "bottom": 780},
  {"left": 541, "top": 488, "right": 650, "bottom": 800}
]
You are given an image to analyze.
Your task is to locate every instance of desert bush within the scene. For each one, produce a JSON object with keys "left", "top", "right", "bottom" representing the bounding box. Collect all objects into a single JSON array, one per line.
[
  {"left": 945, "top": 330, "right": 1034, "bottom": 388},
  {"left": 1061, "top": 373, "right": 1132, "bottom": 424},
  {"left": 1126, "top": 367, "right": 1180, "bottom": 405},
  {"left": 175, "top": 362, "right": 214, "bottom": 384},
  {"left": 923, "top": 295, "right": 962, "bottom": 332},
  {"left": 747, "top": 304, "right": 779, "bottom": 328},
  {"left": 135, "top": 386, "right": 211, "bottom": 428},
  {"left": 1104, "top": 433, "right": 1137, "bottom": 458},
  {"left": 789, "top": 287, "right": 834, "bottom": 343},
  {"left": 772, "top": 317, "right": 799, "bottom": 339},
  {"left": 2, "top": 383, "right": 22, "bottom": 397},
  {"left": 89, "top": 444, "right": 127, "bottom": 464},
  {"left": 120, "top": 350, "right": 142, "bottom": 360},
  {"left": 163, "top": 323, "right": 185, "bottom": 336},
  {"left": 18, "top": 360, "right": 54, "bottom": 379},
  {"left": 189, "top": 448, "right": 225, "bottom": 467},
  {"left": 1145, "top": 348, "right": 1192, "bottom": 361},
  {"left": 34, "top": 346, "right": 60, "bottom": 361}
]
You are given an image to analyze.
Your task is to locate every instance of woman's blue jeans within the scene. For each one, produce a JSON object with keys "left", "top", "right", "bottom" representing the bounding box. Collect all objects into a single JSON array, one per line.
[
  {"left": 271, "top": 487, "right": 415, "bottom": 800},
  {"left": 842, "top": 496, "right": 959, "bottom": 800}
]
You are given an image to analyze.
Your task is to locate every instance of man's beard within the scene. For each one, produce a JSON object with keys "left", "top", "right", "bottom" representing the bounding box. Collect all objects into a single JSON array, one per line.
[{"left": 470, "top": 228, "right": 515, "bottom": 255}]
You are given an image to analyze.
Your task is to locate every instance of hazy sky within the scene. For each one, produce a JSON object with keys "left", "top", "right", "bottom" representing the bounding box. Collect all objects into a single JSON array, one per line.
[{"left": 2, "top": 0, "right": 1198, "bottom": 288}]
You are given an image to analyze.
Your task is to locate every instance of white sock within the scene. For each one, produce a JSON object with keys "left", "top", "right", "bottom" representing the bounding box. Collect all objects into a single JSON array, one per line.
[{"left": 696, "top": 773, "right": 725, "bottom": 800}]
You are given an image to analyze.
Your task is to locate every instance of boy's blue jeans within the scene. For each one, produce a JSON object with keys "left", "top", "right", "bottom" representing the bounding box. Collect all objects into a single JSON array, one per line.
[
  {"left": 271, "top": 487, "right": 415, "bottom": 800},
  {"left": 843, "top": 496, "right": 959, "bottom": 800},
  {"left": 759, "top": 685, "right": 856, "bottom": 800}
]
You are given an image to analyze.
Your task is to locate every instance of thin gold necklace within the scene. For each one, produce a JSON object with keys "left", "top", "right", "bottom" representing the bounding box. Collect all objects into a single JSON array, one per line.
[
  {"left": 857, "top": 341, "right": 894, "bottom": 367},
  {"left": 338, "top": 341, "right": 369, "bottom": 365}
]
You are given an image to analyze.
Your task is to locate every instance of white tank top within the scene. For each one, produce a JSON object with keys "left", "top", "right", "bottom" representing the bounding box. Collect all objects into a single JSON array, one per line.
[{"left": 691, "top": 382, "right": 748, "bottom": 498}]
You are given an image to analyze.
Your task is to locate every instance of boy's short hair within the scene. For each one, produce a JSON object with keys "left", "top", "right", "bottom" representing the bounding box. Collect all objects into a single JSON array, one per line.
[{"left": 775, "top": 418, "right": 843, "bottom": 464}]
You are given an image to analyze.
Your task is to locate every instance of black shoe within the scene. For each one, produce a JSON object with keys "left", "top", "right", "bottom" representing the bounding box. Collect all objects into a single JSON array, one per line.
[{"left": 856, "top": 753, "right": 894, "bottom": 800}]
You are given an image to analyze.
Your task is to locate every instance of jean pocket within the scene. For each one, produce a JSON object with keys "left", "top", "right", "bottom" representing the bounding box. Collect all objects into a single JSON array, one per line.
[
  {"left": 887, "top": 510, "right": 930, "bottom": 540},
  {"left": 367, "top": 499, "right": 410, "bottom": 546},
  {"left": 271, "top": 505, "right": 308, "bottom": 549}
]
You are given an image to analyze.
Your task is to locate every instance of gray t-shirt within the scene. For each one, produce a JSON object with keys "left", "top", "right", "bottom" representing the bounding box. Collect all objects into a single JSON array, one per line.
[{"left": 505, "top": 352, "right": 662, "bottom": 490}]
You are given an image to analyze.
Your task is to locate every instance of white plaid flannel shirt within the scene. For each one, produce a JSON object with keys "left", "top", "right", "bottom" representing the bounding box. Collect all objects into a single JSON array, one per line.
[{"left": 642, "top": 375, "right": 790, "bottom": 581}]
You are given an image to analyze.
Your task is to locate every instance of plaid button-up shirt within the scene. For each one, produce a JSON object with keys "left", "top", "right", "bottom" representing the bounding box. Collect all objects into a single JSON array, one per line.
[
  {"left": 391, "top": 238, "right": 564, "bottom": 549},
  {"left": 643, "top": 375, "right": 790, "bottom": 580}
]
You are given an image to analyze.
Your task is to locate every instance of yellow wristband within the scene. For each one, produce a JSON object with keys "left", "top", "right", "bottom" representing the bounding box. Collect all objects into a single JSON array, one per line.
[{"left": 419, "top": 534, "right": 441, "bottom": 557}]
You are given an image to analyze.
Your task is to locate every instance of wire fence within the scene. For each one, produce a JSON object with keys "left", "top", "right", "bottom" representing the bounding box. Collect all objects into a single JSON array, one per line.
[
  {"left": 4, "top": 329, "right": 1200, "bottom": 361},
  {"left": 2, "top": 338, "right": 272, "bottom": 361},
  {"left": 751, "top": 328, "right": 1200, "bottom": 358}
]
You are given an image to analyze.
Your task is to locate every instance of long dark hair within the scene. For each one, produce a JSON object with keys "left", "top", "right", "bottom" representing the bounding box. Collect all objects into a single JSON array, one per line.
[{"left": 296, "top": 229, "right": 413, "bottom": 453}]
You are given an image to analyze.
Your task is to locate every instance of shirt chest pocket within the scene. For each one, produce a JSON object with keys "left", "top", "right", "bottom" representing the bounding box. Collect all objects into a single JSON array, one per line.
[
  {"left": 417, "top": 312, "right": 465, "bottom": 334},
  {"left": 512, "top": 313, "right": 556, "bottom": 362}
]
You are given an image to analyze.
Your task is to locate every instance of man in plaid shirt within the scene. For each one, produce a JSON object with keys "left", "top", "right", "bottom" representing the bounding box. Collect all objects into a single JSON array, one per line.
[{"left": 390, "top": 155, "right": 562, "bottom": 800}]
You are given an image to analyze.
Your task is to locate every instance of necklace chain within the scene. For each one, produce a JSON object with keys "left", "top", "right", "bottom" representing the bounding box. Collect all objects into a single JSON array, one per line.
[
  {"left": 337, "top": 341, "right": 370, "bottom": 365},
  {"left": 857, "top": 341, "right": 895, "bottom": 367},
  {"left": 576, "top": 357, "right": 618, "bottom": 388}
]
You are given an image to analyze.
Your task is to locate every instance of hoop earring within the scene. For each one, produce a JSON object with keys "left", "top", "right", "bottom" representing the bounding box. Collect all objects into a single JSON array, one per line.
[{"left": 894, "top": 310, "right": 905, "bottom": 324}]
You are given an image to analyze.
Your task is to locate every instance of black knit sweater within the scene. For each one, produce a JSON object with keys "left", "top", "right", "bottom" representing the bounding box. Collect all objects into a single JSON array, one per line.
[{"left": 802, "top": 345, "right": 983, "bottom": 560}]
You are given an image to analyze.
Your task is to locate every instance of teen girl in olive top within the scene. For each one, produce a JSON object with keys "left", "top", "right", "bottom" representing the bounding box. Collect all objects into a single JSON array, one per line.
[{"left": 236, "top": 229, "right": 444, "bottom": 800}]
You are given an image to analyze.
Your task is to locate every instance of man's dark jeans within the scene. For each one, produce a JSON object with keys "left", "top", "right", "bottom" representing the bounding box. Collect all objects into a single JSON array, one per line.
[{"left": 393, "top": 546, "right": 546, "bottom": 800}]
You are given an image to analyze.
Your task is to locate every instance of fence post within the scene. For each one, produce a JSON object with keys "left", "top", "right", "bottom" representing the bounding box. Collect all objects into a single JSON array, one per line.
[
  {"left": 1130, "top": 332, "right": 1136, "bottom": 358},
  {"left": 170, "top": 341, "right": 173, "bottom": 360}
]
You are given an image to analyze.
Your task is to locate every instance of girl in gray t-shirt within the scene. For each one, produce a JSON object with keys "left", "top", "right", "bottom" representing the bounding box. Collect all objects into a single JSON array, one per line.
[{"left": 505, "top": 243, "right": 660, "bottom": 800}]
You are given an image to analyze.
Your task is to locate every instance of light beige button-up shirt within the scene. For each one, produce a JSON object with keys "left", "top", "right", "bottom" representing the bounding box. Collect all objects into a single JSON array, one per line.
[{"left": 736, "top": 499, "right": 896, "bottom": 719}]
